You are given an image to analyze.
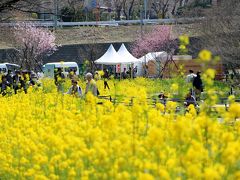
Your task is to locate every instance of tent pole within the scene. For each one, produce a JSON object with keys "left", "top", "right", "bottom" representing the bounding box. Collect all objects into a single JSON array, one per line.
[
  {"left": 120, "top": 64, "right": 122, "bottom": 80},
  {"left": 131, "top": 63, "right": 133, "bottom": 79}
]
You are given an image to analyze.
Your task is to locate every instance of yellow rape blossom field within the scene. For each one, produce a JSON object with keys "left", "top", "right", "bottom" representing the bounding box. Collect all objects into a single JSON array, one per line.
[{"left": 1, "top": 73, "right": 240, "bottom": 179}]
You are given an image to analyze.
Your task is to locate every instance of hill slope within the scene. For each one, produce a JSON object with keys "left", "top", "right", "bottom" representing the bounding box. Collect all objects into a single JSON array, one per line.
[{"left": 0, "top": 24, "right": 196, "bottom": 49}]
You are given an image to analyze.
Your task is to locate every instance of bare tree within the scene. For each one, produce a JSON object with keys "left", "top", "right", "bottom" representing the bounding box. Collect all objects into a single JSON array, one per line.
[
  {"left": 196, "top": 0, "right": 240, "bottom": 80},
  {"left": 122, "top": 0, "right": 137, "bottom": 20},
  {"left": 150, "top": 0, "right": 170, "bottom": 18},
  {"left": 112, "top": 0, "right": 123, "bottom": 20},
  {"left": 0, "top": 0, "right": 52, "bottom": 21}
]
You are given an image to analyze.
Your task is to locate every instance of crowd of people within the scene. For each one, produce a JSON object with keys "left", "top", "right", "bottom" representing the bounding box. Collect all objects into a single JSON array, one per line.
[
  {"left": 0, "top": 69, "right": 40, "bottom": 96},
  {"left": 54, "top": 66, "right": 139, "bottom": 98},
  {"left": 1, "top": 67, "right": 204, "bottom": 110}
]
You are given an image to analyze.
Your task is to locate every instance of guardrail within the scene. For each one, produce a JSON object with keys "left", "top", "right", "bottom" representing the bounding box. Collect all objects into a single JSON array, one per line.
[{"left": 0, "top": 17, "right": 204, "bottom": 28}]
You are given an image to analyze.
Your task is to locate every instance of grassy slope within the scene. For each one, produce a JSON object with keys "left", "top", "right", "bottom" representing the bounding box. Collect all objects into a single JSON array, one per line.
[{"left": 0, "top": 24, "right": 196, "bottom": 49}]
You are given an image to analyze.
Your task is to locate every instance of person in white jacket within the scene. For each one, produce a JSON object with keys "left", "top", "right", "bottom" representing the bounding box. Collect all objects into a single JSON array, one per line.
[{"left": 186, "top": 70, "right": 197, "bottom": 83}]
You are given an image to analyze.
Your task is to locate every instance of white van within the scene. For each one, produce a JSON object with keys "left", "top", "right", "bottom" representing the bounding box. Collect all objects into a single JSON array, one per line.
[
  {"left": 43, "top": 62, "right": 79, "bottom": 78},
  {"left": 0, "top": 63, "right": 20, "bottom": 75}
]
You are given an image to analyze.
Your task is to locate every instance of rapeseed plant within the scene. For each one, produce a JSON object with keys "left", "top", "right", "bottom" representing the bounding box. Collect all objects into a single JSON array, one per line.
[{"left": 0, "top": 68, "right": 240, "bottom": 179}]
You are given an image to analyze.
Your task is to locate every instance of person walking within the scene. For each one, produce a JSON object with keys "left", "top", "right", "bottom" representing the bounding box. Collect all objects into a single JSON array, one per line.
[
  {"left": 103, "top": 69, "right": 110, "bottom": 90},
  {"left": 12, "top": 70, "right": 25, "bottom": 94},
  {"left": 186, "top": 70, "right": 196, "bottom": 83},
  {"left": 0, "top": 75, "right": 11, "bottom": 96},
  {"left": 54, "top": 68, "right": 65, "bottom": 92},
  {"left": 6, "top": 70, "right": 13, "bottom": 87},
  {"left": 85, "top": 72, "right": 98, "bottom": 96},
  {"left": 193, "top": 71, "right": 203, "bottom": 101}
]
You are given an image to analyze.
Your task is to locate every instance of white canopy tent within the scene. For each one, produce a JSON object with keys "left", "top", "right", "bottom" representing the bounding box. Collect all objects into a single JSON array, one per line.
[
  {"left": 95, "top": 44, "right": 139, "bottom": 65},
  {"left": 139, "top": 52, "right": 168, "bottom": 63},
  {"left": 95, "top": 44, "right": 123, "bottom": 65},
  {"left": 117, "top": 44, "right": 140, "bottom": 64},
  {"left": 117, "top": 43, "right": 141, "bottom": 75},
  {"left": 138, "top": 52, "right": 168, "bottom": 76}
]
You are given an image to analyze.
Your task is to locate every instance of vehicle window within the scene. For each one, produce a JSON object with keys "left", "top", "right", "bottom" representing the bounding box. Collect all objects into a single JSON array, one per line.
[
  {"left": 6, "top": 64, "right": 20, "bottom": 71},
  {"left": 0, "top": 68, "right": 7, "bottom": 73},
  {"left": 64, "top": 67, "right": 70, "bottom": 72},
  {"left": 69, "top": 67, "right": 77, "bottom": 72}
]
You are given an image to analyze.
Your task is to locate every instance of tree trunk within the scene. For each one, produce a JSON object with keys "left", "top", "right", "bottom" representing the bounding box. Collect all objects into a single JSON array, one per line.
[{"left": 115, "top": 9, "right": 121, "bottom": 20}]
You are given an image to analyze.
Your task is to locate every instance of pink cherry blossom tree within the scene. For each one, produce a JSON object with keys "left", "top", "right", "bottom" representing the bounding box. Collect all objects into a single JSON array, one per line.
[
  {"left": 131, "top": 25, "right": 178, "bottom": 77},
  {"left": 131, "top": 25, "right": 176, "bottom": 58},
  {"left": 12, "top": 23, "right": 57, "bottom": 71}
]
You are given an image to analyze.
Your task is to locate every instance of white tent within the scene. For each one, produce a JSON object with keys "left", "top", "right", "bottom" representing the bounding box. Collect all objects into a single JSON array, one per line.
[
  {"left": 117, "top": 44, "right": 140, "bottom": 64},
  {"left": 95, "top": 44, "right": 123, "bottom": 65},
  {"left": 139, "top": 52, "right": 168, "bottom": 63},
  {"left": 95, "top": 44, "right": 142, "bottom": 65},
  {"left": 116, "top": 43, "right": 141, "bottom": 74},
  {"left": 137, "top": 52, "right": 168, "bottom": 76}
]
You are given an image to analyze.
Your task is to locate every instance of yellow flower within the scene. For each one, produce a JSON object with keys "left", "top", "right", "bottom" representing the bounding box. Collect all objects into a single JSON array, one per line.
[
  {"left": 187, "top": 164, "right": 202, "bottom": 179},
  {"left": 203, "top": 167, "right": 220, "bottom": 180},
  {"left": 159, "top": 168, "right": 170, "bottom": 180},
  {"left": 68, "top": 168, "right": 76, "bottom": 177},
  {"left": 156, "top": 103, "right": 165, "bottom": 112},
  {"left": 139, "top": 173, "right": 154, "bottom": 180},
  {"left": 171, "top": 83, "right": 179, "bottom": 92},
  {"left": 205, "top": 68, "right": 216, "bottom": 79},
  {"left": 228, "top": 103, "right": 240, "bottom": 118},
  {"left": 147, "top": 127, "right": 164, "bottom": 147},
  {"left": 98, "top": 70, "right": 104, "bottom": 76},
  {"left": 228, "top": 95, "right": 235, "bottom": 103},
  {"left": 179, "top": 35, "right": 189, "bottom": 45},
  {"left": 198, "top": 49, "right": 212, "bottom": 62},
  {"left": 165, "top": 101, "right": 177, "bottom": 113},
  {"left": 179, "top": 44, "right": 186, "bottom": 50}
]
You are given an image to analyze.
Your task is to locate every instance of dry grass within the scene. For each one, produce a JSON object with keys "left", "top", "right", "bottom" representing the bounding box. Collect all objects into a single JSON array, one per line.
[{"left": 0, "top": 24, "right": 197, "bottom": 49}]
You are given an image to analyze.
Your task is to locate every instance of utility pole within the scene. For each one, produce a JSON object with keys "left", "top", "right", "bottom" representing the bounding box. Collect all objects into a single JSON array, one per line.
[
  {"left": 140, "top": 4, "right": 143, "bottom": 38},
  {"left": 54, "top": 0, "right": 58, "bottom": 29},
  {"left": 144, "top": 0, "right": 147, "bottom": 19}
]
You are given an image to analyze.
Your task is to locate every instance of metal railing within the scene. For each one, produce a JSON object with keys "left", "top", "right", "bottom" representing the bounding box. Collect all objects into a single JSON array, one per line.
[{"left": 0, "top": 17, "right": 204, "bottom": 28}]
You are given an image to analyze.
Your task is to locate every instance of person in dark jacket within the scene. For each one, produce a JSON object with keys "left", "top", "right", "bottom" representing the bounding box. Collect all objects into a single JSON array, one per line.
[
  {"left": 6, "top": 70, "right": 13, "bottom": 86},
  {"left": 184, "top": 90, "right": 197, "bottom": 107},
  {"left": 13, "top": 71, "right": 25, "bottom": 94},
  {"left": 193, "top": 71, "right": 203, "bottom": 101},
  {"left": 103, "top": 69, "right": 110, "bottom": 90},
  {"left": 0, "top": 75, "right": 11, "bottom": 96},
  {"left": 54, "top": 68, "right": 65, "bottom": 92}
]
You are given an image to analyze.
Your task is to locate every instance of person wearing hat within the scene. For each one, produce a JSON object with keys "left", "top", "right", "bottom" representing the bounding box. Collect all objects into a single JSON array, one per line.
[
  {"left": 85, "top": 72, "right": 98, "bottom": 96},
  {"left": 66, "top": 78, "right": 82, "bottom": 97}
]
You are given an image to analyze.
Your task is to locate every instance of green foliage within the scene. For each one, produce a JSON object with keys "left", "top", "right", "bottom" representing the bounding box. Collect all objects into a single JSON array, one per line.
[
  {"left": 61, "top": 6, "right": 96, "bottom": 22},
  {"left": 176, "top": 0, "right": 212, "bottom": 16},
  {"left": 61, "top": 7, "right": 75, "bottom": 22}
]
